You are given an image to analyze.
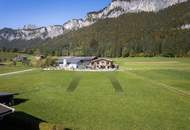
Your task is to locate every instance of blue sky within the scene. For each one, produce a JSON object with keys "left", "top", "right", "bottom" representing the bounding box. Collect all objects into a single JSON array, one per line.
[{"left": 0, "top": 0, "right": 111, "bottom": 29}]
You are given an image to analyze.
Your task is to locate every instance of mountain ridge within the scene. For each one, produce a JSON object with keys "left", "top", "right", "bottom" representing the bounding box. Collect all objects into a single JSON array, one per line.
[{"left": 0, "top": 0, "right": 188, "bottom": 41}]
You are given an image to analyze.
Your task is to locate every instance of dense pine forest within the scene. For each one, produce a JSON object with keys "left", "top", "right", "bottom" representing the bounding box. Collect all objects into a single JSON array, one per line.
[{"left": 0, "top": 1, "right": 190, "bottom": 57}]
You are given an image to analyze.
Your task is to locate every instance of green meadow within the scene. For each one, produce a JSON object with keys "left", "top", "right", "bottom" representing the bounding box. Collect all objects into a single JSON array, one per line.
[{"left": 0, "top": 57, "right": 190, "bottom": 130}]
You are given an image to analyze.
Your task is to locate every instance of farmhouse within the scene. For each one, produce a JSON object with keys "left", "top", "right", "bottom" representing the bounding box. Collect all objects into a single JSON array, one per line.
[
  {"left": 56, "top": 57, "right": 118, "bottom": 70},
  {"left": 89, "top": 58, "right": 116, "bottom": 70}
]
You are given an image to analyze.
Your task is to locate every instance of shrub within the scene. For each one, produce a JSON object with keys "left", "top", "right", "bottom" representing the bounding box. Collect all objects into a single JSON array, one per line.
[
  {"left": 40, "top": 123, "right": 64, "bottom": 130},
  {"left": 44, "top": 56, "right": 57, "bottom": 67},
  {"left": 161, "top": 52, "right": 175, "bottom": 57}
]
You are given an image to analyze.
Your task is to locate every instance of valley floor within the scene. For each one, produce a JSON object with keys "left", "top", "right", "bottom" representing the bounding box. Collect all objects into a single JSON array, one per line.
[{"left": 0, "top": 57, "right": 190, "bottom": 130}]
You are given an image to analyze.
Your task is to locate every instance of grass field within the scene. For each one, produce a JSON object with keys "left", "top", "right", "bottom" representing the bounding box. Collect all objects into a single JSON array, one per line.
[{"left": 0, "top": 57, "right": 190, "bottom": 130}]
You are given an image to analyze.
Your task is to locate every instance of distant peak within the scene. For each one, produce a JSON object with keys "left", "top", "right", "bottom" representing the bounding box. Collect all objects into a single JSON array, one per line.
[{"left": 23, "top": 24, "right": 38, "bottom": 30}]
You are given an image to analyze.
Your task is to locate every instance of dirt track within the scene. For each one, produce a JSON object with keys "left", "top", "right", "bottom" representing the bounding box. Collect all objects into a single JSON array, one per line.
[{"left": 0, "top": 69, "right": 35, "bottom": 77}]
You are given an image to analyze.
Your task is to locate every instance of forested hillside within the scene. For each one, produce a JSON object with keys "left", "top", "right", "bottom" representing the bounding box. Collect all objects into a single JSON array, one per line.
[{"left": 0, "top": 0, "right": 190, "bottom": 57}]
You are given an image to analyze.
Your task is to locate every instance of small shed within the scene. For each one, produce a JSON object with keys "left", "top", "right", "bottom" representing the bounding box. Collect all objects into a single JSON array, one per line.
[{"left": 13, "top": 55, "right": 27, "bottom": 62}]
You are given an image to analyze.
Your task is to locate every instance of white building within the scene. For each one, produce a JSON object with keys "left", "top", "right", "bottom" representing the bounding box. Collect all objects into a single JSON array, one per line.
[{"left": 57, "top": 56, "right": 97, "bottom": 69}]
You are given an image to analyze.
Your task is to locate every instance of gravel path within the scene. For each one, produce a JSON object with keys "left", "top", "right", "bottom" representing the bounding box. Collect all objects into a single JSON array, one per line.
[{"left": 0, "top": 69, "right": 35, "bottom": 77}]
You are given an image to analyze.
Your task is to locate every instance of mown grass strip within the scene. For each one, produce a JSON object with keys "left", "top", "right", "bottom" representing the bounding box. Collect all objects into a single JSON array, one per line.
[
  {"left": 126, "top": 71, "right": 190, "bottom": 97},
  {"left": 108, "top": 75, "right": 124, "bottom": 93},
  {"left": 67, "top": 76, "right": 81, "bottom": 92}
]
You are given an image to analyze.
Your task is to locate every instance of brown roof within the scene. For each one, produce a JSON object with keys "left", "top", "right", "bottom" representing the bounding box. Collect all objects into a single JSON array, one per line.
[
  {"left": 91, "top": 58, "right": 113, "bottom": 63},
  {"left": 0, "top": 103, "right": 14, "bottom": 117}
]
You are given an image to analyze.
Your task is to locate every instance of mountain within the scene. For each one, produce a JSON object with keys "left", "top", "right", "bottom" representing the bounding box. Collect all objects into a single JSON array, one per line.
[
  {"left": 0, "top": 25, "right": 65, "bottom": 41},
  {"left": 62, "top": 0, "right": 188, "bottom": 31},
  {"left": 0, "top": 0, "right": 188, "bottom": 41},
  {"left": 23, "top": 24, "right": 38, "bottom": 30},
  {"left": 86, "top": 0, "right": 188, "bottom": 18},
  {"left": 40, "top": 0, "right": 190, "bottom": 57}
]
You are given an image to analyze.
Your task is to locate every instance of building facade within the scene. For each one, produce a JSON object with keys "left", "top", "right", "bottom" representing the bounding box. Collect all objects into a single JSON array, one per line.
[
  {"left": 57, "top": 56, "right": 97, "bottom": 69},
  {"left": 89, "top": 58, "right": 114, "bottom": 70},
  {"left": 56, "top": 57, "right": 118, "bottom": 70}
]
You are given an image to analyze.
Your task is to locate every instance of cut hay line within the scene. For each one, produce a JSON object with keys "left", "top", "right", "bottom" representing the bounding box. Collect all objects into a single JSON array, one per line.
[
  {"left": 126, "top": 71, "right": 190, "bottom": 97},
  {"left": 120, "top": 68, "right": 190, "bottom": 71},
  {"left": 67, "top": 76, "right": 81, "bottom": 92},
  {"left": 126, "top": 61, "right": 179, "bottom": 64},
  {"left": 0, "top": 69, "right": 35, "bottom": 77},
  {"left": 108, "top": 75, "right": 124, "bottom": 93}
]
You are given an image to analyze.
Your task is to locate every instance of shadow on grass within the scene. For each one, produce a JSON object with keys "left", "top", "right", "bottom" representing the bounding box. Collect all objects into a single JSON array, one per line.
[
  {"left": 13, "top": 98, "right": 29, "bottom": 106},
  {"left": 108, "top": 75, "right": 124, "bottom": 94},
  {"left": 67, "top": 75, "right": 81, "bottom": 92},
  {"left": 0, "top": 92, "right": 28, "bottom": 106},
  {"left": 52, "top": 125, "right": 72, "bottom": 130},
  {"left": 0, "top": 112, "right": 45, "bottom": 130}
]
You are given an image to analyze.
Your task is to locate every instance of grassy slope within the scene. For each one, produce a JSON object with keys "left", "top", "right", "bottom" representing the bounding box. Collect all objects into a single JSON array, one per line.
[{"left": 0, "top": 58, "right": 190, "bottom": 130}]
